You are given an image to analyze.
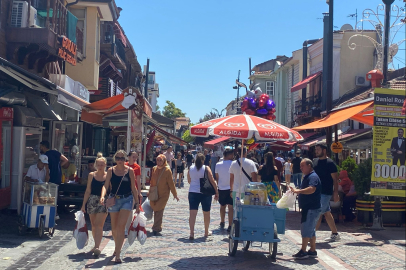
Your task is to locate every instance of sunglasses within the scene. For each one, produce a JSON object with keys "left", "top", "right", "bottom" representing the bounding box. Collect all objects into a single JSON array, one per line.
[{"left": 115, "top": 157, "right": 125, "bottom": 161}]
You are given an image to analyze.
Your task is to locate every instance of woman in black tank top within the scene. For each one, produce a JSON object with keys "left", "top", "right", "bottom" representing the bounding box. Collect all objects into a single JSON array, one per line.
[
  {"left": 81, "top": 154, "right": 108, "bottom": 257},
  {"left": 100, "top": 150, "right": 140, "bottom": 264}
]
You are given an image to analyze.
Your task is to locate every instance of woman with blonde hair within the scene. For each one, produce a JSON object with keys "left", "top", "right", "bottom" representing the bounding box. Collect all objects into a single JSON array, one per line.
[
  {"left": 100, "top": 150, "right": 140, "bottom": 264},
  {"left": 148, "top": 154, "right": 179, "bottom": 235},
  {"left": 81, "top": 153, "right": 108, "bottom": 257}
]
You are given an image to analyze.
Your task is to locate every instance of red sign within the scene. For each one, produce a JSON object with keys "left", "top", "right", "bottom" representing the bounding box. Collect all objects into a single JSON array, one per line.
[
  {"left": 0, "top": 107, "right": 13, "bottom": 119},
  {"left": 88, "top": 90, "right": 102, "bottom": 95}
]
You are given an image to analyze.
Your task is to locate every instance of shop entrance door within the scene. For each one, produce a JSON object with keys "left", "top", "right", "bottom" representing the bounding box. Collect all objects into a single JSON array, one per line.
[
  {"left": 0, "top": 116, "right": 13, "bottom": 209},
  {"left": 51, "top": 121, "right": 83, "bottom": 178}
]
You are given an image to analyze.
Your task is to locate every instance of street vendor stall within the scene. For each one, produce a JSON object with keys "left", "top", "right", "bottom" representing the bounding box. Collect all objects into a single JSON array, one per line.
[{"left": 190, "top": 114, "right": 303, "bottom": 259}]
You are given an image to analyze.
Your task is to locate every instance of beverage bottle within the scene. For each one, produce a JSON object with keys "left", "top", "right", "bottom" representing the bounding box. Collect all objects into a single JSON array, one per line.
[{"left": 254, "top": 194, "right": 259, "bottom": 205}]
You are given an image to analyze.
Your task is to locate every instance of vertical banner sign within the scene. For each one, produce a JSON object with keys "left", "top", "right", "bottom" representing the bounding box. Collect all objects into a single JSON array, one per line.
[
  {"left": 131, "top": 109, "right": 142, "bottom": 152},
  {"left": 371, "top": 88, "right": 406, "bottom": 197}
]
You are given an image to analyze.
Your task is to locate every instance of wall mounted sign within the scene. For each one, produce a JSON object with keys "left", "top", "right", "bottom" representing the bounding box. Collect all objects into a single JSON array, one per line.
[
  {"left": 331, "top": 142, "right": 343, "bottom": 153},
  {"left": 58, "top": 36, "right": 77, "bottom": 66}
]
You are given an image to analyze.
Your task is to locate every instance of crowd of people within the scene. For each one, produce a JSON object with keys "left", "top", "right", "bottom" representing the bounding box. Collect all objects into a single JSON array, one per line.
[{"left": 26, "top": 141, "right": 358, "bottom": 262}]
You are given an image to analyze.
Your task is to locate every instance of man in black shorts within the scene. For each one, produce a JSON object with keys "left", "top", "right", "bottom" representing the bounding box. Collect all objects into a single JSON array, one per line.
[{"left": 215, "top": 149, "right": 234, "bottom": 232}]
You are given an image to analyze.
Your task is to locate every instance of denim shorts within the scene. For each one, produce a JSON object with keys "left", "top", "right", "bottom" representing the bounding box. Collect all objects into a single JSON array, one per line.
[
  {"left": 188, "top": 192, "right": 212, "bottom": 212},
  {"left": 301, "top": 208, "right": 321, "bottom": 238},
  {"left": 320, "top": 194, "right": 332, "bottom": 214},
  {"left": 108, "top": 195, "right": 133, "bottom": 213}
]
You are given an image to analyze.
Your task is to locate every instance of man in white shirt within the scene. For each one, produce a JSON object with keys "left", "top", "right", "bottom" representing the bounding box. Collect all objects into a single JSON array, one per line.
[
  {"left": 164, "top": 146, "right": 175, "bottom": 179},
  {"left": 276, "top": 153, "right": 285, "bottom": 165},
  {"left": 25, "top": 155, "right": 49, "bottom": 183},
  {"left": 229, "top": 146, "right": 258, "bottom": 203},
  {"left": 215, "top": 148, "right": 234, "bottom": 232}
]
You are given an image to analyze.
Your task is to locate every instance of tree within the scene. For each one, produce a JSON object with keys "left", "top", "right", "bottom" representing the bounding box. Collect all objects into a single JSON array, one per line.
[
  {"left": 212, "top": 108, "right": 225, "bottom": 118},
  {"left": 182, "top": 129, "right": 194, "bottom": 143},
  {"left": 199, "top": 111, "right": 217, "bottom": 123},
  {"left": 162, "top": 100, "right": 186, "bottom": 119}
]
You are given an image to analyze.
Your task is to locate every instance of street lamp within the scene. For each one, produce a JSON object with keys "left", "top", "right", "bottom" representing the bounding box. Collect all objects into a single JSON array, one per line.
[{"left": 381, "top": 0, "right": 395, "bottom": 84}]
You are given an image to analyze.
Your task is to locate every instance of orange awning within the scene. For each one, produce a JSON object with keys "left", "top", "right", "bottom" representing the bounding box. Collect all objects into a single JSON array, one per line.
[
  {"left": 204, "top": 136, "right": 231, "bottom": 149},
  {"left": 81, "top": 92, "right": 152, "bottom": 125},
  {"left": 293, "top": 101, "right": 373, "bottom": 130},
  {"left": 350, "top": 109, "right": 374, "bottom": 126},
  {"left": 291, "top": 71, "right": 322, "bottom": 92}
]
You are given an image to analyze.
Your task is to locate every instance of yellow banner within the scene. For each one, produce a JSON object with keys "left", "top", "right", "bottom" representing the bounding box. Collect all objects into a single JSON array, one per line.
[{"left": 371, "top": 88, "right": 406, "bottom": 197}]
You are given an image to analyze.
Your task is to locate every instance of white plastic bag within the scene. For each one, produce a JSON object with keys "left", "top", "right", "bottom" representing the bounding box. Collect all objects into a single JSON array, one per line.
[
  {"left": 276, "top": 190, "right": 296, "bottom": 209},
  {"left": 73, "top": 211, "right": 88, "bottom": 249},
  {"left": 141, "top": 198, "right": 153, "bottom": 220},
  {"left": 136, "top": 212, "right": 147, "bottom": 245},
  {"left": 127, "top": 212, "right": 148, "bottom": 246}
]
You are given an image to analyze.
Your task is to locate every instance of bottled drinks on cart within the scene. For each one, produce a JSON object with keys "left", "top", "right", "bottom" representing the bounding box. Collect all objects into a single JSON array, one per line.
[{"left": 244, "top": 182, "right": 267, "bottom": 205}]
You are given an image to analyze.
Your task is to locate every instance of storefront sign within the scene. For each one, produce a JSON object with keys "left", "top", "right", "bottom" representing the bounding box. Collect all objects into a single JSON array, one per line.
[
  {"left": 371, "top": 88, "right": 406, "bottom": 197},
  {"left": 0, "top": 107, "right": 13, "bottom": 119},
  {"left": 331, "top": 142, "right": 343, "bottom": 153},
  {"left": 131, "top": 109, "right": 142, "bottom": 152},
  {"left": 58, "top": 36, "right": 77, "bottom": 66}
]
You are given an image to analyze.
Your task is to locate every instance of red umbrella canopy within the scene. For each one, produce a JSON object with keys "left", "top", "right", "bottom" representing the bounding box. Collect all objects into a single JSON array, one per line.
[{"left": 190, "top": 114, "right": 303, "bottom": 141}]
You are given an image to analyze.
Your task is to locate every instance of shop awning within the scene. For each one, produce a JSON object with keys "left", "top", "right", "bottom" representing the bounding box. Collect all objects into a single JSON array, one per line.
[
  {"left": 293, "top": 101, "right": 373, "bottom": 130},
  {"left": 298, "top": 128, "right": 372, "bottom": 150},
  {"left": 268, "top": 140, "right": 296, "bottom": 151},
  {"left": 57, "top": 86, "right": 89, "bottom": 111},
  {"left": 204, "top": 136, "right": 231, "bottom": 149},
  {"left": 25, "top": 92, "right": 61, "bottom": 120},
  {"left": 148, "top": 123, "right": 187, "bottom": 145},
  {"left": 291, "top": 71, "right": 322, "bottom": 93},
  {"left": 350, "top": 109, "right": 374, "bottom": 126},
  {"left": 81, "top": 91, "right": 152, "bottom": 125}
]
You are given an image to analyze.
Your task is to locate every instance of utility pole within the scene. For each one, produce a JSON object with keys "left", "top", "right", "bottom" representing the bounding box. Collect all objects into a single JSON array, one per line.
[
  {"left": 144, "top": 58, "right": 150, "bottom": 98},
  {"left": 382, "top": 0, "right": 395, "bottom": 85},
  {"left": 326, "top": 0, "right": 334, "bottom": 157},
  {"left": 237, "top": 70, "right": 240, "bottom": 114}
]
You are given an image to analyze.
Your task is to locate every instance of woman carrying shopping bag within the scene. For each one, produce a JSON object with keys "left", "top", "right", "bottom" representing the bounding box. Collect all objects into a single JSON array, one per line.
[
  {"left": 148, "top": 154, "right": 179, "bottom": 235},
  {"left": 80, "top": 153, "right": 108, "bottom": 257},
  {"left": 258, "top": 152, "right": 282, "bottom": 203},
  {"left": 100, "top": 150, "right": 140, "bottom": 264}
]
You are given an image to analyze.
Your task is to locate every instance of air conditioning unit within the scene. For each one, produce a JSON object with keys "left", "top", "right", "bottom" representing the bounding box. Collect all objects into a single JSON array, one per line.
[
  {"left": 11, "top": 1, "right": 37, "bottom": 28},
  {"left": 355, "top": 76, "right": 370, "bottom": 87}
]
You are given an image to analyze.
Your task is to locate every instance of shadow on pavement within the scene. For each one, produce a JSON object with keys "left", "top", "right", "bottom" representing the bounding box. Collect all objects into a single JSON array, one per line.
[{"left": 83, "top": 255, "right": 113, "bottom": 268}]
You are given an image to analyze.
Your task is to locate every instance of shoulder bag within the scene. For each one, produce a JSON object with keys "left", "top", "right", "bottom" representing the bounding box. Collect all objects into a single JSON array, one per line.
[
  {"left": 237, "top": 159, "right": 252, "bottom": 181},
  {"left": 105, "top": 171, "right": 127, "bottom": 208},
  {"left": 199, "top": 166, "right": 216, "bottom": 196},
  {"left": 148, "top": 166, "right": 165, "bottom": 202}
]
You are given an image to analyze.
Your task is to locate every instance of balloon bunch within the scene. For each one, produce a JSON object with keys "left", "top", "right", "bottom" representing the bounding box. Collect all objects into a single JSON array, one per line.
[{"left": 240, "top": 93, "right": 276, "bottom": 120}]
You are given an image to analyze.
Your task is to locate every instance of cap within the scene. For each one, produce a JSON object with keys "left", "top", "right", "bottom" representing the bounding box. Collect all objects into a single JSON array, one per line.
[
  {"left": 39, "top": 155, "right": 48, "bottom": 164},
  {"left": 296, "top": 150, "right": 301, "bottom": 154}
]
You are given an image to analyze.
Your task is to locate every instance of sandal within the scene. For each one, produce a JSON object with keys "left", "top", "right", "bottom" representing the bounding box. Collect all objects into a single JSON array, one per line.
[
  {"left": 93, "top": 248, "right": 101, "bottom": 257},
  {"left": 115, "top": 258, "right": 122, "bottom": 264},
  {"left": 90, "top": 247, "right": 96, "bottom": 254},
  {"left": 204, "top": 231, "right": 212, "bottom": 237},
  {"left": 189, "top": 235, "right": 194, "bottom": 240},
  {"left": 113, "top": 251, "right": 116, "bottom": 257}
]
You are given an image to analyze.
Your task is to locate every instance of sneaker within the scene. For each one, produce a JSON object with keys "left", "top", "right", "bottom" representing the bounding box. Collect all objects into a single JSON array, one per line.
[
  {"left": 292, "top": 250, "right": 308, "bottom": 259},
  {"left": 220, "top": 222, "right": 225, "bottom": 229},
  {"left": 324, "top": 233, "right": 340, "bottom": 242},
  {"left": 55, "top": 215, "right": 60, "bottom": 220},
  {"left": 227, "top": 226, "right": 231, "bottom": 232},
  {"left": 307, "top": 250, "right": 317, "bottom": 257}
]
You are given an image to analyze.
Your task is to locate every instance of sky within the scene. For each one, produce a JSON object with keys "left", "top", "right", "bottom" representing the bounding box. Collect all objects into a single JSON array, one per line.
[{"left": 117, "top": 0, "right": 406, "bottom": 124}]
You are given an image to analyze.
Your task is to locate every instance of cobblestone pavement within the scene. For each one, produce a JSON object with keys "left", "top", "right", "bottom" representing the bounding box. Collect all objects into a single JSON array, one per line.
[{"left": 1, "top": 176, "right": 405, "bottom": 270}]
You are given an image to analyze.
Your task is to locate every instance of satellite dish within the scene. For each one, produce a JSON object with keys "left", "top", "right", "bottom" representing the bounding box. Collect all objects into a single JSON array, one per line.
[{"left": 340, "top": 24, "right": 354, "bottom": 31}]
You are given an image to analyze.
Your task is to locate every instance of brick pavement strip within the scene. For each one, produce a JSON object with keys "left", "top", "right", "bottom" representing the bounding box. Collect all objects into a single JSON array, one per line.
[{"left": 1, "top": 176, "right": 405, "bottom": 270}]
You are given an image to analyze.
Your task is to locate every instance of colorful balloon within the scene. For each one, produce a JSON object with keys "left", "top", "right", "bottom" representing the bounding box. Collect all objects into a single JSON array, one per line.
[
  {"left": 256, "top": 108, "right": 268, "bottom": 115},
  {"left": 248, "top": 98, "right": 257, "bottom": 109},
  {"left": 245, "top": 109, "right": 255, "bottom": 115},
  {"left": 271, "top": 108, "right": 276, "bottom": 113},
  {"left": 258, "top": 98, "right": 266, "bottom": 108},
  {"left": 266, "top": 100, "right": 273, "bottom": 110}
]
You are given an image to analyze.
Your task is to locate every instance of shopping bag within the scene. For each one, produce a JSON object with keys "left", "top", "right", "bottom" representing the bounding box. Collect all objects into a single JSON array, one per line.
[
  {"left": 127, "top": 212, "right": 148, "bottom": 246},
  {"left": 136, "top": 212, "right": 147, "bottom": 245},
  {"left": 276, "top": 190, "right": 296, "bottom": 209},
  {"left": 73, "top": 211, "right": 88, "bottom": 249},
  {"left": 141, "top": 198, "right": 153, "bottom": 220}
]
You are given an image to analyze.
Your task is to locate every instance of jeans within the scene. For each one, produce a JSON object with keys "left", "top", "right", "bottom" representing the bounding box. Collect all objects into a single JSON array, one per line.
[
  {"left": 301, "top": 208, "right": 322, "bottom": 238},
  {"left": 292, "top": 173, "right": 303, "bottom": 187}
]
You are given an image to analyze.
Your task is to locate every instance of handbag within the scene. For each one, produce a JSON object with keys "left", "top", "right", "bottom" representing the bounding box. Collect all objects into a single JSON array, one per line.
[
  {"left": 148, "top": 166, "right": 165, "bottom": 202},
  {"left": 105, "top": 173, "right": 127, "bottom": 208},
  {"left": 199, "top": 166, "right": 216, "bottom": 196}
]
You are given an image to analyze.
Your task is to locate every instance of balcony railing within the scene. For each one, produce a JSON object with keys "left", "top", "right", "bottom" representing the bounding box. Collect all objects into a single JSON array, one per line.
[{"left": 33, "top": 0, "right": 68, "bottom": 36}]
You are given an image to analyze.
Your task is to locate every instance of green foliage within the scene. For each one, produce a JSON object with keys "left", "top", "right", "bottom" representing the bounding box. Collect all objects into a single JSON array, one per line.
[
  {"left": 340, "top": 156, "right": 358, "bottom": 179},
  {"left": 162, "top": 100, "right": 186, "bottom": 119},
  {"left": 199, "top": 111, "right": 217, "bottom": 123},
  {"left": 352, "top": 158, "right": 372, "bottom": 199},
  {"left": 182, "top": 129, "right": 194, "bottom": 143}
]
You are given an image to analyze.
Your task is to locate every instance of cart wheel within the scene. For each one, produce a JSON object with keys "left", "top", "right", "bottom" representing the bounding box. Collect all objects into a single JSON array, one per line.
[
  {"left": 228, "top": 223, "right": 239, "bottom": 257},
  {"left": 269, "top": 232, "right": 278, "bottom": 260},
  {"left": 243, "top": 241, "right": 250, "bottom": 251},
  {"left": 48, "top": 227, "right": 55, "bottom": 237},
  {"left": 38, "top": 217, "right": 45, "bottom": 238}
]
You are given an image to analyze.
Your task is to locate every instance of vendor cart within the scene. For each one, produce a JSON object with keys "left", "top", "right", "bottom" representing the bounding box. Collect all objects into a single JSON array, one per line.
[
  {"left": 229, "top": 202, "right": 286, "bottom": 259},
  {"left": 18, "top": 182, "right": 58, "bottom": 238}
]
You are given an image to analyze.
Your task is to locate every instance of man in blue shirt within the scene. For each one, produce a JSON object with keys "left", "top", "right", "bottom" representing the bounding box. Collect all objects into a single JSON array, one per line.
[
  {"left": 290, "top": 158, "right": 321, "bottom": 259},
  {"left": 40, "top": 141, "right": 69, "bottom": 185}
]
